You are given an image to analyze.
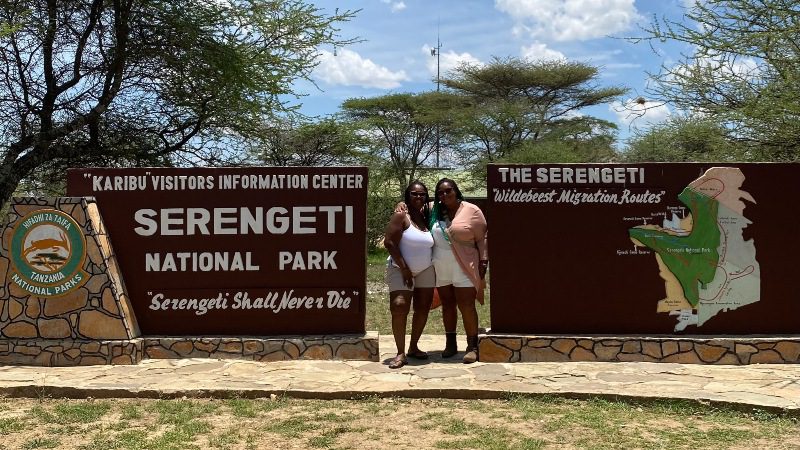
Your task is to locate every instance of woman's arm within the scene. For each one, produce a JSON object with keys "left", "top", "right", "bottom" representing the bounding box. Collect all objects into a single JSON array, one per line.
[
  {"left": 384, "top": 212, "right": 413, "bottom": 288},
  {"left": 394, "top": 200, "right": 434, "bottom": 214},
  {"left": 472, "top": 207, "right": 489, "bottom": 279}
]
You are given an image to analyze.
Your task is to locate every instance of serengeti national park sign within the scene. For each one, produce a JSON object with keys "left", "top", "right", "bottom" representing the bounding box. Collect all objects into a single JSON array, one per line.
[
  {"left": 67, "top": 167, "right": 367, "bottom": 336},
  {"left": 487, "top": 163, "right": 800, "bottom": 335}
]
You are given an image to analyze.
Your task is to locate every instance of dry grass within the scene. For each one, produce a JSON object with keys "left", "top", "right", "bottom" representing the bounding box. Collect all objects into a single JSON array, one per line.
[{"left": 0, "top": 396, "right": 797, "bottom": 450}]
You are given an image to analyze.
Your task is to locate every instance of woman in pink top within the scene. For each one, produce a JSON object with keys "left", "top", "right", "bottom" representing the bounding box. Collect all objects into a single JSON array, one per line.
[{"left": 430, "top": 178, "right": 488, "bottom": 363}]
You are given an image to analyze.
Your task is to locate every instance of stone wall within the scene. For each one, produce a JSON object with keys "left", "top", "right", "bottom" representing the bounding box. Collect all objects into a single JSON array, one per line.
[
  {"left": 0, "top": 338, "right": 143, "bottom": 366},
  {"left": 479, "top": 334, "right": 800, "bottom": 364},
  {"left": 0, "top": 198, "right": 140, "bottom": 365},
  {"left": 144, "top": 333, "right": 380, "bottom": 362}
]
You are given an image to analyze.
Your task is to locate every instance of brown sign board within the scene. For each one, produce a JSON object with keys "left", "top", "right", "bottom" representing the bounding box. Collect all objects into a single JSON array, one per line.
[
  {"left": 487, "top": 163, "right": 800, "bottom": 335},
  {"left": 67, "top": 167, "right": 367, "bottom": 336}
]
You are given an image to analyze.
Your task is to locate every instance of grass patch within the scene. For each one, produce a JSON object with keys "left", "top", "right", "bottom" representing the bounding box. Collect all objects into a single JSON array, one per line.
[
  {"left": 258, "top": 396, "right": 289, "bottom": 412},
  {"left": 27, "top": 401, "right": 112, "bottom": 426},
  {"left": 28, "top": 405, "right": 54, "bottom": 422},
  {"left": 0, "top": 417, "right": 24, "bottom": 434},
  {"left": 53, "top": 401, "right": 112, "bottom": 424},
  {"left": 244, "top": 433, "right": 258, "bottom": 450},
  {"left": 209, "top": 429, "right": 241, "bottom": 449},
  {"left": 21, "top": 437, "right": 60, "bottom": 449},
  {"left": 151, "top": 419, "right": 213, "bottom": 447},
  {"left": 119, "top": 403, "right": 142, "bottom": 420},
  {"left": 149, "top": 399, "right": 217, "bottom": 425},
  {"left": 441, "top": 418, "right": 470, "bottom": 435},
  {"left": 226, "top": 398, "right": 258, "bottom": 418},
  {"left": 435, "top": 426, "right": 540, "bottom": 450},
  {"left": 311, "top": 412, "right": 353, "bottom": 423},
  {"left": 78, "top": 429, "right": 147, "bottom": 450},
  {"left": 307, "top": 425, "right": 355, "bottom": 448},
  {"left": 506, "top": 396, "right": 795, "bottom": 450},
  {"left": 265, "top": 416, "right": 316, "bottom": 438}
]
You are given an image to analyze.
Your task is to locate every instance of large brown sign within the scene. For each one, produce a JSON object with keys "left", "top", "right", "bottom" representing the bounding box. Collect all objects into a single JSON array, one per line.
[
  {"left": 488, "top": 163, "right": 799, "bottom": 335},
  {"left": 68, "top": 167, "right": 367, "bottom": 336}
]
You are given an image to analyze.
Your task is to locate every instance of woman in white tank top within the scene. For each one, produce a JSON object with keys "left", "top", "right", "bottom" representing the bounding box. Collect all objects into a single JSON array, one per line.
[{"left": 383, "top": 181, "right": 435, "bottom": 369}]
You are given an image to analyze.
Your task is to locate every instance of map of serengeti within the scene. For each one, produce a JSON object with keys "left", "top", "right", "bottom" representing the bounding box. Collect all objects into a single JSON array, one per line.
[{"left": 629, "top": 168, "right": 760, "bottom": 332}]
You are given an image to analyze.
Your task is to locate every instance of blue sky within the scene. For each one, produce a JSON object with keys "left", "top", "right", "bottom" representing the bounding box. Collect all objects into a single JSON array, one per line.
[{"left": 297, "top": 0, "right": 695, "bottom": 146}]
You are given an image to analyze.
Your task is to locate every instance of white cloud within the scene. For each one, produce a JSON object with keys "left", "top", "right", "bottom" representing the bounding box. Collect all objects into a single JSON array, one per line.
[
  {"left": 314, "top": 49, "right": 409, "bottom": 89},
  {"left": 421, "top": 45, "right": 482, "bottom": 77},
  {"left": 520, "top": 42, "right": 566, "bottom": 61},
  {"left": 676, "top": 55, "right": 760, "bottom": 79},
  {"left": 495, "top": 0, "right": 643, "bottom": 42},
  {"left": 610, "top": 98, "right": 671, "bottom": 129},
  {"left": 603, "top": 62, "right": 642, "bottom": 70},
  {"left": 380, "top": 0, "right": 406, "bottom": 13}
]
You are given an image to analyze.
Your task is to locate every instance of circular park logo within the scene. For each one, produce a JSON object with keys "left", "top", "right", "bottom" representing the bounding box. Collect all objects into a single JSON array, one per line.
[{"left": 9, "top": 209, "right": 89, "bottom": 297}]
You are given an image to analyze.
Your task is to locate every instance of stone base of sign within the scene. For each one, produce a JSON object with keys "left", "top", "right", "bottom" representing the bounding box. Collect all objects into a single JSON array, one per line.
[
  {"left": 0, "top": 197, "right": 142, "bottom": 366},
  {"left": 143, "top": 333, "right": 380, "bottom": 362},
  {"left": 478, "top": 333, "right": 800, "bottom": 365},
  {"left": 0, "top": 338, "right": 143, "bottom": 366},
  {"left": 0, "top": 333, "right": 380, "bottom": 366}
]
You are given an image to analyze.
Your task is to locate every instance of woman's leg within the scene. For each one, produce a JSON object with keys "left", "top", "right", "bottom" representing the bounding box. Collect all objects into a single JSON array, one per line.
[
  {"left": 454, "top": 287, "right": 479, "bottom": 336},
  {"left": 389, "top": 290, "right": 412, "bottom": 359},
  {"left": 408, "top": 287, "right": 434, "bottom": 356},
  {"left": 455, "top": 287, "right": 479, "bottom": 363},
  {"left": 437, "top": 284, "right": 459, "bottom": 357},
  {"left": 438, "top": 284, "right": 458, "bottom": 332}
]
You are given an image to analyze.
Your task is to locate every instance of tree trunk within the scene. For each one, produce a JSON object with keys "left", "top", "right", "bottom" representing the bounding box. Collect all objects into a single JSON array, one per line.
[{"left": 0, "top": 170, "right": 22, "bottom": 211}]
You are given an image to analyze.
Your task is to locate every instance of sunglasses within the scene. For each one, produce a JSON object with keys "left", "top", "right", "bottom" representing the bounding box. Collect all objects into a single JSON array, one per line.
[
  {"left": 436, "top": 188, "right": 454, "bottom": 197},
  {"left": 409, "top": 192, "right": 427, "bottom": 198}
]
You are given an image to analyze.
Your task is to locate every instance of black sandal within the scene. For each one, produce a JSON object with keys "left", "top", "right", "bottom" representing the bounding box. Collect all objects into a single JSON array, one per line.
[{"left": 407, "top": 348, "right": 429, "bottom": 360}]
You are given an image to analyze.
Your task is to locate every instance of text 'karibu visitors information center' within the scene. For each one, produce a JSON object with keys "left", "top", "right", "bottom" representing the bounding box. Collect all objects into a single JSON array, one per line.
[
  {"left": 488, "top": 163, "right": 800, "bottom": 335},
  {"left": 67, "top": 167, "right": 368, "bottom": 336}
]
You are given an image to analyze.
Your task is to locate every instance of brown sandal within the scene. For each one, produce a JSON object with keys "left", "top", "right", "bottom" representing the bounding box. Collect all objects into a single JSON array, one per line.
[{"left": 389, "top": 353, "right": 407, "bottom": 369}]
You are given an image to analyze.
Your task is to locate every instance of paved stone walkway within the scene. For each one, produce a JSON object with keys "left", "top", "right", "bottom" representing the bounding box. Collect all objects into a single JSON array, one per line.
[{"left": 0, "top": 335, "right": 798, "bottom": 412}]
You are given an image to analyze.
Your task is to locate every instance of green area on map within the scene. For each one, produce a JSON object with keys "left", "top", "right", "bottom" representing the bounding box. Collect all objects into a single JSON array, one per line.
[{"left": 629, "top": 188, "right": 720, "bottom": 307}]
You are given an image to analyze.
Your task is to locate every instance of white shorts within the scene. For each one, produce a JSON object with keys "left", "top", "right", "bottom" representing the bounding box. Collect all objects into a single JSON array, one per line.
[
  {"left": 433, "top": 250, "right": 473, "bottom": 288},
  {"left": 386, "top": 264, "right": 436, "bottom": 291}
]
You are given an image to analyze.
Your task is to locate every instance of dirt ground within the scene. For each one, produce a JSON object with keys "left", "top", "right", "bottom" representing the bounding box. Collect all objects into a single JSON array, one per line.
[{"left": 0, "top": 396, "right": 798, "bottom": 450}]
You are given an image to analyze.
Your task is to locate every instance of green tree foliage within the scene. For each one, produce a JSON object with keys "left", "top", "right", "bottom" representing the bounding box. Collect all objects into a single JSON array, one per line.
[
  {"left": 441, "top": 58, "right": 626, "bottom": 169},
  {"left": 634, "top": 0, "right": 800, "bottom": 159},
  {"left": 0, "top": 0, "right": 356, "bottom": 205},
  {"left": 507, "top": 119, "right": 619, "bottom": 164},
  {"left": 623, "top": 116, "right": 751, "bottom": 162},
  {"left": 341, "top": 92, "right": 463, "bottom": 189},
  {"left": 252, "top": 119, "right": 364, "bottom": 167}
]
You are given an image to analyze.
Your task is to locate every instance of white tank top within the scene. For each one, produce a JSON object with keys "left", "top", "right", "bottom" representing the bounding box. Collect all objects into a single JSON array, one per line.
[
  {"left": 432, "top": 220, "right": 455, "bottom": 261},
  {"left": 392, "top": 222, "right": 434, "bottom": 274}
]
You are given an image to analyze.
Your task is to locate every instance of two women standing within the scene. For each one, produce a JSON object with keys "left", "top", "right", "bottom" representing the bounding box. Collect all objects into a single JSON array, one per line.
[{"left": 383, "top": 178, "right": 488, "bottom": 367}]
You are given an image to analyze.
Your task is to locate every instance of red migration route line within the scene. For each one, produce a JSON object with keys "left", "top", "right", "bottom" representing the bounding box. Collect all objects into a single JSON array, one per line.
[
  {"left": 691, "top": 177, "right": 726, "bottom": 200},
  {"left": 729, "top": 265, "right": 755, "bottom": 280},
  {"left": 699, "top": 271, "right": 728, "bottom": 302}
]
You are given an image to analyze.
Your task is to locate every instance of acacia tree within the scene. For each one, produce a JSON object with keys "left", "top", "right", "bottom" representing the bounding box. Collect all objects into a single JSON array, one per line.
[
  {"left": 633, "top": 0, "right": 800, "bottom": 159},
  {"left": 0, "top": 0, "right": 356, "bottom": 206},
  {"left": 442, "top": 58, "right": 626, "bottom": 168},
  {"left": 341, "top": 92, "right": 462, "bottom": 188},
  {"left": 622, "top": 116, "right": 752, "bottom": 162},
  {"left": 252, "top": 118, "right": 364, "bottom": 167}
]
